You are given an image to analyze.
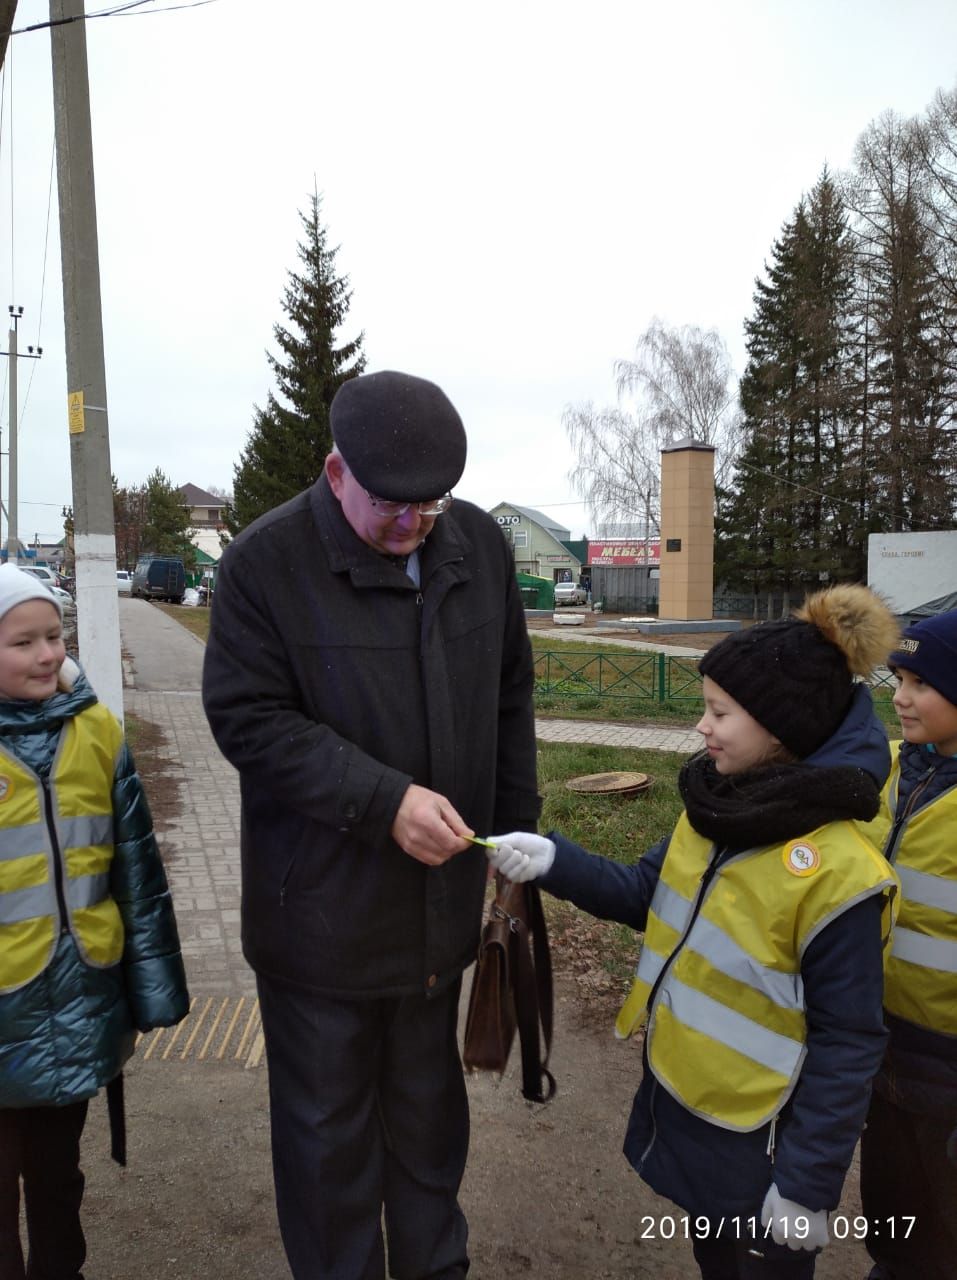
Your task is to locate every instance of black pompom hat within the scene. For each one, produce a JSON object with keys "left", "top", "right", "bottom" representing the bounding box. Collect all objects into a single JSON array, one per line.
[
  {"left": 697, "top": 584, "right": 901, "bottom": 760},
  {"left": 698, "top": 619, "right": 854, "bottom": 759},
  {"left": 330, "top": 370, "right": 467, "bottom": 502}
]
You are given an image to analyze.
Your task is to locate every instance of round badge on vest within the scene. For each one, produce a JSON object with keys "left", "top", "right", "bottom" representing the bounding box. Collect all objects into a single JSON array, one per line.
[
  {"left": 782, "top": 840, "right": 821, "bottom": 877},
  {"left": 0, "top": 776, "right": 14, "bottom": 803}
]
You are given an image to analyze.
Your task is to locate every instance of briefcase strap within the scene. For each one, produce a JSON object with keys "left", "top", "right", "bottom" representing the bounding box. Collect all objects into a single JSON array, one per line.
[{"left": 510, "top": 883, "right": 556, "bottom": 1104}]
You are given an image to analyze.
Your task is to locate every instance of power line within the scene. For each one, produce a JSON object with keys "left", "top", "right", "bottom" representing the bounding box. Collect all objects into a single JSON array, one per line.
[
  {"left": 730, "top": 452, "right": 929, "bottom": 531},
  {"left": 4, "top": 43, "right": 10, "bottom": 300},
  {"left": 4, "top": 0, "right": 218, "bottom": 38},
  {"left": 19, "top": 140, "right": 55, "bottom": 433}
]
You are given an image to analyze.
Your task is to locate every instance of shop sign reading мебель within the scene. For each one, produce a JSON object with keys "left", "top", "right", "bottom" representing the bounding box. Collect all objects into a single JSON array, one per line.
[{"left": 588, "top": 540, "right": 661, "bottom": 566}]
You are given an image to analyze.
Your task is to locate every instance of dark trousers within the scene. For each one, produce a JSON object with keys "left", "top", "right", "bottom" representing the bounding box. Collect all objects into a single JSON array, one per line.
[
  {"left": 860, "top": 1090, "right": 957, "bottom": 1280},
  {"left": 257, "top": 972, "right": 470, "bottom": 1280},
  {"left": 693, "top": 1236, "right": 818, "bottom": 1279},
  {"left": 0, "top": 1100, "right": 88, "bottom": 1280}
]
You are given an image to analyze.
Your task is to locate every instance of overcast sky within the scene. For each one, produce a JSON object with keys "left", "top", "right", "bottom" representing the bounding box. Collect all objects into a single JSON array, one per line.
[{"left": 2, "top": 0, "right": 957, "bottom": 544}]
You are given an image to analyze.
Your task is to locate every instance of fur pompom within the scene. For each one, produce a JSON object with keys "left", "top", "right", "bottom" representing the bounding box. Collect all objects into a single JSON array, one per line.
[{"left": 796, "top": 584, "right": 899, "bottom": 677}]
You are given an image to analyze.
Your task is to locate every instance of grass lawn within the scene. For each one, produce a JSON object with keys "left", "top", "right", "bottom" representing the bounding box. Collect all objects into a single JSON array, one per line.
[
  {"left": 153, "top": 601, "right": 212, "bottom": 642},
  {"left": 534, "top": 740, "right": 688, "bottom": 992}
]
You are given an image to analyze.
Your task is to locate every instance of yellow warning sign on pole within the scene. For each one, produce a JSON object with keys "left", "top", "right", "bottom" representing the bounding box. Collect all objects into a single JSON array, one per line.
[{"left": 68, "top": 390, "right": 85, "bottom": 434}]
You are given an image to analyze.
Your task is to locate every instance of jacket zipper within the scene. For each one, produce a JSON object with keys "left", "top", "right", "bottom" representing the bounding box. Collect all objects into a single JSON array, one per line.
[
  {"left": 41, "top": 777, "right": 69, "bottom": 934},
  {"left": 884, "top": 761, "right": 938, "bottom": 863},
  {"left": 636, "top": 848, "right": 724, "bottom": 1172}
]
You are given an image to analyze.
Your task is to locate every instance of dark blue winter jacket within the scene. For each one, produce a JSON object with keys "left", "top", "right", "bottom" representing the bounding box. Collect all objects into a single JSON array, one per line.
[
  {"left": 874, "top": 740, "right": 957, "bottom": 1116},
  {"left": 540, "top": 684, "right": 891, "bottom": 1222}
]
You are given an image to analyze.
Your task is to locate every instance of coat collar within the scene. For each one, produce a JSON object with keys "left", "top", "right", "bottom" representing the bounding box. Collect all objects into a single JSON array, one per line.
[{"left": 309, "top": 474, "right": 471, "bottom": 588}]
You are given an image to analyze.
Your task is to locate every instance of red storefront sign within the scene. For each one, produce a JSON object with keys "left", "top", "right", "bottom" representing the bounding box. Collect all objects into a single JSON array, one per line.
[{"left": 587, "top": 540, "right": 660, "bottom": 566}]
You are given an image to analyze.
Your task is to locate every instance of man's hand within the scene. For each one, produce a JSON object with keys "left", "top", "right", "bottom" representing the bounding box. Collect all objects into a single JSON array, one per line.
[{"left": 391, "top": 784, "right": 475, "bottom": 865}]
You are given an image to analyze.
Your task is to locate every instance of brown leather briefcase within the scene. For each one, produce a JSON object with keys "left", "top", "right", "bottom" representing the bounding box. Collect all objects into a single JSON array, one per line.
[{"left": 463, "top": 875, "right": 555, "bottom": 1104}]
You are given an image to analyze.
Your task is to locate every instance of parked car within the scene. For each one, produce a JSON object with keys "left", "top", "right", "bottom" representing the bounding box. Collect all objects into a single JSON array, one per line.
[
  {"left": 49, "top": 585, "right": 76, "bottom": 611},
  {"left": 131, "top": 555, "right": 186, "bottom": 604},
  {"left": 116, "top": 570, "right": 132, "bottom": 595},
  {"left": 21, "top": 565, "right": 60, "bottom": 590},
  {"left": 554, "top": 581, "right": 588, "bottom": 606}
]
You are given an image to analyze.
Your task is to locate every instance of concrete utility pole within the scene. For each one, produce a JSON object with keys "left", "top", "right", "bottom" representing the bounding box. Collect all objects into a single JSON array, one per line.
[
  {"left": 49, "top": 0, "right": 123, "bottom": 721},
  {"left": 0, "top": 2, "right": 19, "bottom": 73},
  {"left": 6, "top": 309, "right": 15, "bottom": 565},
  {"left": 1, "top": 1, "right": 20, "bottom": 556},
  {"left": 1, "top": 307, "right": 42, "bottom": 564},
  {"left": 4, "top": 309, "right": 15, "bottom": 562}
]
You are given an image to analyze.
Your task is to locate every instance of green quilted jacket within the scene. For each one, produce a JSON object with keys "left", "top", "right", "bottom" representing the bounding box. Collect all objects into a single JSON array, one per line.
[{"left": 0, "top": 660, "right": 189, "bottom": 1107}]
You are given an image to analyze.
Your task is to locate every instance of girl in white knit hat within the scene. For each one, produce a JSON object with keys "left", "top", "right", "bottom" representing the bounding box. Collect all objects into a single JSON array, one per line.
[{"left": 0, "top": 565, "right": 188, "bottom": 1280}]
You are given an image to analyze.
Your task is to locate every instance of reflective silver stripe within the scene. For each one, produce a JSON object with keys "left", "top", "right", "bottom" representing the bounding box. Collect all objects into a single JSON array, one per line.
[
  {"left": 65, "top": 873, "right": 110, "bottom": 911},
  {"left": 647, "top": 881, "right": 803, "bottom": 1010},
  {"left": 653, "top": 881, "right": 695, "bottom": 936},
  {"left": 657, "top": 975, "right": 803, "bottom": 1077},
  {"left": 0, "top": 881, "right": 57, "bottom": 924},
  {"left": 891, "top": 926, "right": 957, "bottom": 975},
  {"left": 898, "top": 865, "right": 957, "bottom": 916},
  {"left": 0, "top": 821, "right": 49, "bottom": 861},
  {"left": 635, "top": 946, "right": 666, "bottom": 986},
  {"left": 686, "top": 915, "right": 802, "bottom": 1010},
  {"left": 59, "top": 814, "right": 114, "bottom": 849}
]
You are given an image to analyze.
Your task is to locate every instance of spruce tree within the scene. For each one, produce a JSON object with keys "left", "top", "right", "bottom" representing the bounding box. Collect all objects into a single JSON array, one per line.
[
  {"left": 141, "top": 469, "right": 196, "bottom": 567},
  {"left": 849, "top": 113, "right": 954, "bottom": 533},
  {"left": 228, "top": 193, "right": 365, "bottom": 532},
  {"left": 719, "top": 172, "right": 859, "bottom": 603}
]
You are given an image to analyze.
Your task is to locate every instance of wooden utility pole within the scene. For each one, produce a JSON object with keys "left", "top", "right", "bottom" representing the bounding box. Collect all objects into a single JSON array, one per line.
[{"left": 49, "top": 0, "right": 123, "bottom": 721}]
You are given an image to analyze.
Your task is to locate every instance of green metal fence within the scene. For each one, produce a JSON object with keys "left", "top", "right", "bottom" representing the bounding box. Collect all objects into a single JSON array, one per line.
[
  {"left": 534, "top": 651, "right": 699, "bottom": 702},
  {"left": 534, "top": 651, "right": 898, "bottom": 703}
]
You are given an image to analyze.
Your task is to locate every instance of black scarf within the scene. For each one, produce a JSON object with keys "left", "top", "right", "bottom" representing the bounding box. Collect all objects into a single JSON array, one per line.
[{"left": 678, "top": 750, "right": 882, "bottom": 849}]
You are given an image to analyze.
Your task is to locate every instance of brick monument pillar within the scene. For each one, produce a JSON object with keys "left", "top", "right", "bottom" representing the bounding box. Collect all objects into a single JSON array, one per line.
[{"left": 658, "top": 437, "right": 715, "bottom": 621}]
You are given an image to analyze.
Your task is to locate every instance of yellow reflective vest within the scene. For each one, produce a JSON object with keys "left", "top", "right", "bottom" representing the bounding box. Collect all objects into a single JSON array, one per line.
[
  {"left": 0, "top": 702, "right": 125, "bottom": 994},
  {"left": 616, "top": 814, "right": 899, "bottom": 1131},
  {"left": 865, "top": 742, "right": 957, "bottom": 1035}
]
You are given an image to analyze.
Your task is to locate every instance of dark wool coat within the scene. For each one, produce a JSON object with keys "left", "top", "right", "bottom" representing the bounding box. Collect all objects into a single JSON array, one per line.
[{"left": 202, "top": 477, "right": 541, "bottom": 999}]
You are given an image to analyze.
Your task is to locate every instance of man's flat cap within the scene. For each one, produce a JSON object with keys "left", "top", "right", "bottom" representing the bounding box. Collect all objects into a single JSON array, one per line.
[{"left": 330, "top": 370, "right": 467, "bottom": 501}]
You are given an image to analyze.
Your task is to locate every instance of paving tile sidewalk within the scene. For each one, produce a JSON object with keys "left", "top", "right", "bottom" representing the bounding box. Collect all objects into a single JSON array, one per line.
[
  {"left": 537, "top": 718, "right": 701, "bottom": 752},
  {"left": 125, "top": 688, "right": 252, "bottom": 996}
]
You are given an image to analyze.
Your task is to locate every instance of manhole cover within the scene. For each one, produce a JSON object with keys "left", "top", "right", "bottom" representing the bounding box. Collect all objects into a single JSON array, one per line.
[{"left": 565, "top": 771, "right": 651, "bottom": 797}]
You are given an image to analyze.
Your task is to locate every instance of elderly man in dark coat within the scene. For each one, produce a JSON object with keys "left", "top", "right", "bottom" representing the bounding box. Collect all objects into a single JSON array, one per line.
[{"left": 202, "top": 370, "right": 541, "bottom": 1280}]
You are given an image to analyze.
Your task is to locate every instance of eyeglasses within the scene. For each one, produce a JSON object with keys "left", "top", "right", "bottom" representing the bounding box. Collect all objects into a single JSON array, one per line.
[{"left": 363, "top": 491, "right": 453, "bottom": 518}]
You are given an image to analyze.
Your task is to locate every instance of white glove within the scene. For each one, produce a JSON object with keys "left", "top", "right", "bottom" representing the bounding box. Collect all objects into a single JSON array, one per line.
[
  {"left": 760, "top": 1182, "right": 829, "bottom": 1251},
  {"left": 486, "top": 832, "right": 556, "bottom": 882}
]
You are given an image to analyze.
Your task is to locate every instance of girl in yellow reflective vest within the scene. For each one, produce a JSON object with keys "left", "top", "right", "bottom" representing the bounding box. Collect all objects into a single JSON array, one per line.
[
  {"left": 0, "top": 565, "right": 189, "bottom": 1280},
  {"left": 859, "top": 607, "right": 957, "bottom": 1280},
  {"left": 490, "top": 585, "right": 900, "bottom": 1280}
]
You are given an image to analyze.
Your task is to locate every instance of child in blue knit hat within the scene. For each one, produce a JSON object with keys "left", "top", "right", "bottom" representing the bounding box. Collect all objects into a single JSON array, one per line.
[{"left": 860, "top": 607, "right": 957, "bottom": 1280}]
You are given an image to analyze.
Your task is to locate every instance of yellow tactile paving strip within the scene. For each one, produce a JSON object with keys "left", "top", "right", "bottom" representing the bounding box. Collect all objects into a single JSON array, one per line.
[{"left": 136, "top": 995, "right": 265, "bottom": 1069}]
